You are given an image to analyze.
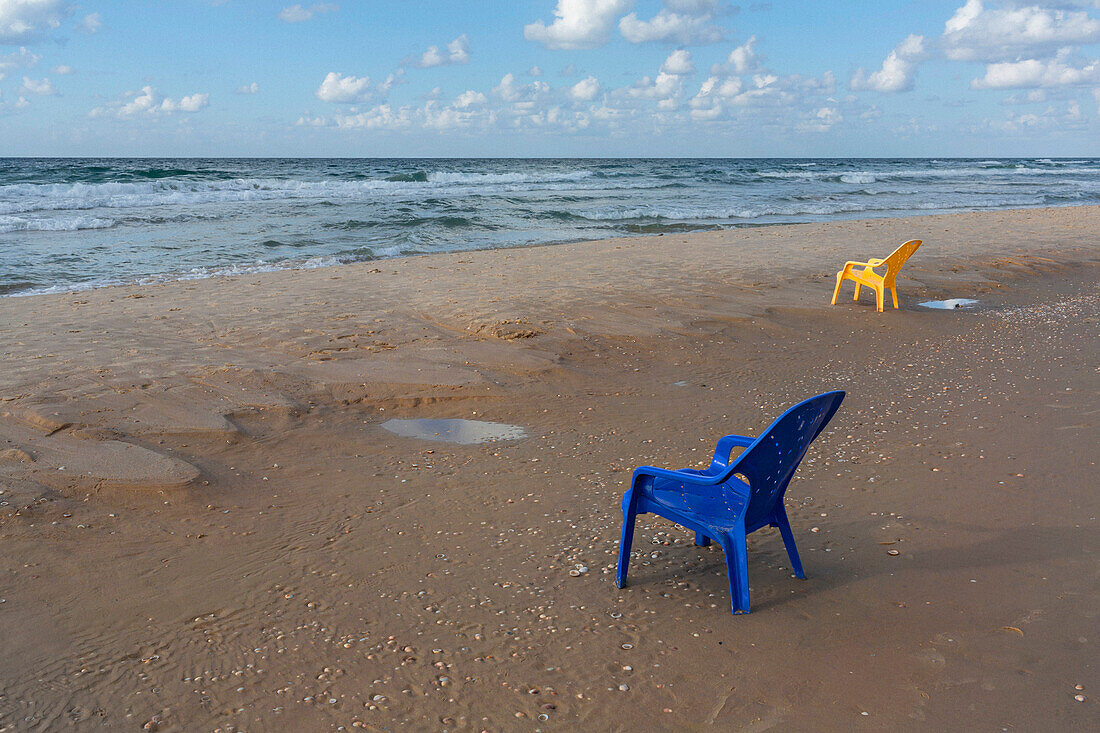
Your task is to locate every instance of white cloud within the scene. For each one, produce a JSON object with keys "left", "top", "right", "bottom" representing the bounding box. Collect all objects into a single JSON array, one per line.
[
  {"left": 493, "top": 72, "right": 522, "bottom": 101},
  {"left": 90, "top": 86, "right": 209, "bottom": 118},
  {"left": 692, "top": 75, "right": 742, "bottom": 101},
  {"left": 50, "top": 63, "right": 71, "bottom": 74},
  {"left": 524, "top": 0, "right": 633, "bottom": 50},
  {"left": 569, "top": 75, "right": 601, "bottom": 101},
  {"left": 796, "top": 105, "right": 842, "bottom": 133},
  {"left": 619, "top": 0, "right": 726, "bottom": 45},
  {"left": 0, "top": 0, "right": 67, "bottom": 43},
  {"left": 454, "top": 89, "right": 487, "bottom": 108},
  {"left": 527, "top": 65, "right": 543, "bottom": 77},
  {"left": 278, "top": 3, "right": 338, "bottom": 23},
  {"left": 236, "top": 82, "right": 259, "bottom": 94},
  {"left": 988, "top": 100, "right": 1087, "bottom": 132},
  {"left": 492, "top": 72, "right": 550, "bottom": 102},
  {"left": 296, "top": 114, "right": 329, "bottom": 127},
  {"left": 686, "top": 35, "right": 838, "bottom": 125},
  {"left": 0, "top": 45, "right": 38, "bottom": 79},
  {"left": 20, "top": 74, "right": 54, "bottom": 94},
  {"left": 416, "top": 34, "right": 470, "bottom": 68},
  {"left": 315, "top": 71, "right": 372, "bottom": 103},
  {"left": 943, "top": 0, "right": 1100, "bottom": 62},
  {"left": 75, "top": 11, "right": 99, "bottom": 33},
  {"left": 660, "top": 48, "right": 695, "bottom": 75},
  {"left": 971, "top": 54, "right": 1100, "bottom": 88},
  {"left": 334, "top": 104, "right": 414, "bottom": 130},
  {"left": 850, "top": 34, "right": 925, "bottom": 93},
  {"left": 330, "top": 99, "right": 496, "bottom": 133},
  {"left": 377, "top": 69, "right": 405, "bottom": 94},
  {"left": 174, "top": 93, "right": 209, "bottom": 113},
  {"left": 627, "top": 71, "right": 685, "bottom": 107},
  {"left": 715, "top": 36, "right": 760, "bottom": 75},
  {"left": 1002, "top": 88, "right": 1048, "bottom": 104},
  {"left": 422, "top": 100, "right": 483, "bottom": 131}
]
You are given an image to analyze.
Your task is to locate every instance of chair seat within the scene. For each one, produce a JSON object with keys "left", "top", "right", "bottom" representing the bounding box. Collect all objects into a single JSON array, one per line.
[
  {"left": 845, "top": 267, "right": 883, "bottom": 287},
  {"left": 644, "top": 474, "right": 749, "bottom": 531}
]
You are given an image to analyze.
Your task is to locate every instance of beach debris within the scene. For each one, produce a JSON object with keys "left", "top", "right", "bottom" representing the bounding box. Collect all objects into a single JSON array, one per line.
[
  {"left": 919, "top": 298, "right": 979, "bottom": 310},
  {"left": 1001, "top": 626, "right": 1024, "bottom": 636},
  {"left": 887, "top": 549, "right": 900, "bottom": 556},
  {"left": 568, "top": 564, "right": 589, "bottom": 577}
]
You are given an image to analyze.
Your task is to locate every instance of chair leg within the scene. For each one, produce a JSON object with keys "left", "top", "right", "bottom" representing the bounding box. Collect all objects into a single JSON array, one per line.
[
  {"left": 720, "top": 531, "right": 751, "bottom": 615},
  {"left": 890, "top": 287, "right": 899, "bottom": 309},
  {"left": 774, "top": 507, "right": 805, "bottom": 579},
  {"left": 830, "top": 273, "right": 843, "bottom": 305},
  {"left": 853, "top": 282, "right": 861, "bottom": 301},
  {"left": 875, "top": 286, "right": 884, "bottom": 313},
  {"left": 694, "top": 531, "right": 711, "bottom": 547},
  {"left": 616, "top": 494, "right": 637, "bottom": 589}
]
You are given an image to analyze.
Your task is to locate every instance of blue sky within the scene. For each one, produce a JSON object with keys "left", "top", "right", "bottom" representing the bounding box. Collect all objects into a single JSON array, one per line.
[{"left": 1, "top": 0, "right": 1099, "bottom": 157}]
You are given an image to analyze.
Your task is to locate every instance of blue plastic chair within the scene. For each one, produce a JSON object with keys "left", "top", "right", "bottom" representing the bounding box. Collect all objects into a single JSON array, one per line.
[{"left": 616, "top": 390, "right": 845, "bottom": 614}]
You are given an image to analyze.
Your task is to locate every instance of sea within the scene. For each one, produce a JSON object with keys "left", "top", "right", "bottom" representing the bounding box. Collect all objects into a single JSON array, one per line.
[{"left": 2, "top": 157, "right": 1098, "bottom": 297}]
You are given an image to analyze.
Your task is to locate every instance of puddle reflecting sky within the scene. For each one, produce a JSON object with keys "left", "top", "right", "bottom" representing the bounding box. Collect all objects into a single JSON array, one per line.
[
  {"left": 380, "top": 418, "right": 527, "bottom": 445},
  {"left": 919, "top": 298, "right": 980, "bottom": 310}
]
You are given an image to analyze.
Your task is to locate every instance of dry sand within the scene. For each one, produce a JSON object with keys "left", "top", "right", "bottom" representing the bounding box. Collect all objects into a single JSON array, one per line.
[{"left": 0, "top": 206, "right": 1097, "bottom": 731}]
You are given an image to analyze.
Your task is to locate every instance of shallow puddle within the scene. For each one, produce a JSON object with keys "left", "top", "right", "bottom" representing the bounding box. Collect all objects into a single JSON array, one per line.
[
  {"left": 380, "top": 418, "right": 527, "bottom": 445},
  {"left": 919, "top": 298, "right": 980, "bottom": 310}
]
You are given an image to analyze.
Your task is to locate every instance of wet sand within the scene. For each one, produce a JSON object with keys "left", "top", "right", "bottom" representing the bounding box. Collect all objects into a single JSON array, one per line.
[{"left": 0, "top": 206, "right": 1097, "bottom": 731}]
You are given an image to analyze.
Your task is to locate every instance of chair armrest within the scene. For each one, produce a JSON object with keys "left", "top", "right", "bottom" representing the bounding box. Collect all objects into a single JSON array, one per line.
[
  {"left": 632, "top": 465, "right": 721, "bottom": 486},
  {"left": 866, "top": 258, "right": 885, "bottom": 266},
  {"left": 710, "top": 434, "right": 754, "bottom": 470},
  {"left": 844, "top": 259, "right": 884, "bottom": 270}
]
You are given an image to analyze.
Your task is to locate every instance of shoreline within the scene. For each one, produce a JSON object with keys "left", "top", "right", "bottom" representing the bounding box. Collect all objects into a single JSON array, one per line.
[
  {"left": 0, "top": 205, "right": 1097, "bottom": 730},
  {"left": 5, "top": 203, "right": 1100, "bottom": 300}
]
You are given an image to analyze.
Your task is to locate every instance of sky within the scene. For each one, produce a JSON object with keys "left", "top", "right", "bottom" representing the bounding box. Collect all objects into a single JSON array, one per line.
[{"left": 1, "top": 0, "right": 1099, "bottom": 157}]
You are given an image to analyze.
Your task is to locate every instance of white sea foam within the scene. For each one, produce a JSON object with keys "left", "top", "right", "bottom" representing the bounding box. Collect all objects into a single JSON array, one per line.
[
  {"left": 0, "top": 214, "right": 115, "bottom": 233},
  {"left": 759, "top": 165, "right": 1100, "bottom": 182},
  {"left": 425, "top": 170, "right": 593, "bottom": 185},
  {"left": 0, "top": 171, "right": 601, "bottom": 215},
  {"left": 6, "top": 253, "right": 351, "bottom": 298},
  {"left": 575, "top": 197, "right": 1003, "bottom": 221}
]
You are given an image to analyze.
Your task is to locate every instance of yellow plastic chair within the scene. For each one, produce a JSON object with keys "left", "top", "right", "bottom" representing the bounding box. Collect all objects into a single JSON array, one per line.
[{"left": 831, "top": 239, "right": 922, "bottom": 312}]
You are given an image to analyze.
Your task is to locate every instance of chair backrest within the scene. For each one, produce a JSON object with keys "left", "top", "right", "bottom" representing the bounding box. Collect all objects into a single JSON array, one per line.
[
  {"left": 882, "top": 239, "right": 922, "bottom": 286},
  {"left": 730, "top": 391, "right": 845, "bottom": 529}
]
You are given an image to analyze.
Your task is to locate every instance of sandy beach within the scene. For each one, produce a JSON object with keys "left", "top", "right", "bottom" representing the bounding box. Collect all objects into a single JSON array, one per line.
[{"left": 0, "top": 205, "right": 1097, "bottom": 731}]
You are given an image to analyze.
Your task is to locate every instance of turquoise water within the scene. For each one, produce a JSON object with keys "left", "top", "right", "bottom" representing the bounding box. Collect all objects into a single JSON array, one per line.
[{"left": 2, "top": 157, "right": 1098, "bottom": 296}]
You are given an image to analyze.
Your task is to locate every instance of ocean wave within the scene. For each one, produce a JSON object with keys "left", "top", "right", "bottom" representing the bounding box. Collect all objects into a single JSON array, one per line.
[
  {"left": 758, "top": 164, "right": 1100, "bottom": 183},
  {"left": 425, "top": 170, "right": 594, "bottom": 185},
  {"left": 4, "top": 253, "right": 354, "bottom": 298},
  {"left": 0, "top": 170, "right": 601, "bottom": 215},
  {"left": 571, "top": 194, "right": 1056, "bottom": 222},
  {"left": 0, "top": 214, "right": 115, "bottom": 233}
]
